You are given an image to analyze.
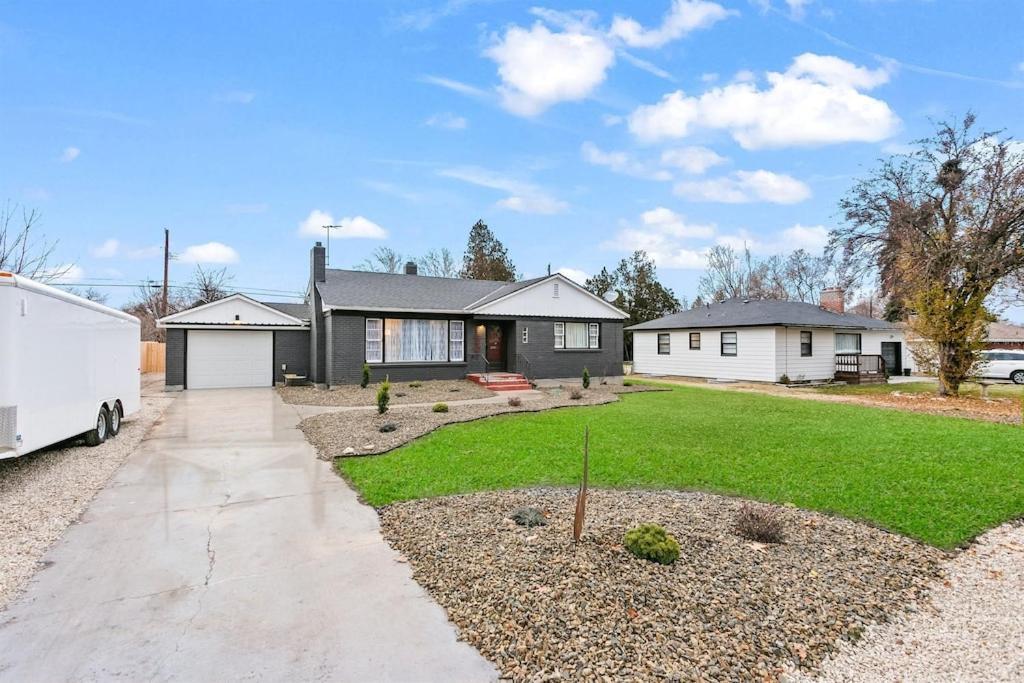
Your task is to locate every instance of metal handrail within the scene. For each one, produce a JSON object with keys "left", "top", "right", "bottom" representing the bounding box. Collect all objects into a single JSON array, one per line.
[{"left": 516, "top": 352, "right": 533, "bottom": 384}]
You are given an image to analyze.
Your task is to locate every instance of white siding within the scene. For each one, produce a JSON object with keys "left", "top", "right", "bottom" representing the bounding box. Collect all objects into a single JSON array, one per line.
[
  {"left": 632, "top": 327, "right": 777, "bottom": 382},
  {"left": 472, "top": 275, "right": 626, "bottom": 319},
  {"left": 861, "top": 329, "right": 913, "bottom": 373},
  {"left": 773, "top": 327, "right": 836, "bottom": 382},
  {"left": 165, "top": 296, "right": 302, "bottom": 326}
]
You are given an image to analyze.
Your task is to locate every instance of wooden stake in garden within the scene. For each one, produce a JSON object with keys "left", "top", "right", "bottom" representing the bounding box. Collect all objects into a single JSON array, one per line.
[{"left": 573, "top": 425, "right": 590, "bottom": 545}]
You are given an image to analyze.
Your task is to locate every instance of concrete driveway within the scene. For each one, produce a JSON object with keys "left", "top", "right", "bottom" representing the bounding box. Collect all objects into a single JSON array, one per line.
[{"left": 0, "top": 389, "right": 496, "bottom": 682}]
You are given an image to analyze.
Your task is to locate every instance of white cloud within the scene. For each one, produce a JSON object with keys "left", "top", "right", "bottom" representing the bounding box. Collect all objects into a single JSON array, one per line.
[
  {"left": 781, "top": 223, "right": 829, "bottom": 252},
  {"left": 60, "top": 147, "right": 80, "bottom": 163},
  {"left": 701, "top": 72, "right": 719, "bottom": 83},
  {"left": 178, "top": 242, "right": 240, "bottom": 264},
  {"left": 556, "top": 267, "right": 589, "bottom": 284},
  {"left": 785, "top": 0, "right": 812, "bottom": 19},
  {"left": 485, "top": 21, "right": 615, "bottom": 116},
  {"left": 418, "top": 74, "right": 488, "bottom": 98},
  {"left": 214, "top": 90, "right": 256, "bottom": 104},
  {"left": 602, "top": 113, "right": 624, "bottom": 126},
  {"left": 639, "top": 207, "right": 715, "bottom": 238},
  {"left": 90, "top": 239, "right": 119, "bottom": 258},
  {"left": 425, "top": 112, "right": 468, "bottom": 130},
  {"left": 659, "top": 146, "right": 727, "bottom": 174},
  {"left": 127, "top": 245, "right": 161, "bottom": 259},
  {"left": 439, "top": 166, "right": 568, "bottom": 214},
  {"left": 617, "top": 51, "right": 674, "bottom": 81},
  {"left": 609, "top": 0, "right": 732, "bottom": 48},
  {"left": 628, "top": 53, "right": 899, "bottom": 149},
  {"left": 297, "top": 210, "right": 389, "bottom": 239},
  {"left": 674, "top": 170, "right": 811, "bottom": 204},
  {"left": 581, "top": 141, "right": 671, "bottom": 181}
]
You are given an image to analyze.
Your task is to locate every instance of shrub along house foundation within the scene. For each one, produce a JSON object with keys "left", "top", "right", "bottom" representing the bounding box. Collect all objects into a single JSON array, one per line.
[{"left": 159, "top": 243, "right": 627, "bottom": 390}]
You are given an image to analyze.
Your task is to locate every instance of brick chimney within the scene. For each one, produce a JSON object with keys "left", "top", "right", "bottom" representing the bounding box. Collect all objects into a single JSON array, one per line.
[
  {"left": 310, "top": 242, "right": 326, "bottom": 283},
  {"left": 404, "top": 261, "right": 418, "bottom": 275},
  {"left": 820, "top": 287, "right": 845, "bottom": 314}
]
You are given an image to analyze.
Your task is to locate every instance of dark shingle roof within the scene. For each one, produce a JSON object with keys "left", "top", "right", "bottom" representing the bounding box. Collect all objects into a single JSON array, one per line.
[
  {"left": 316, "top": 269, "right": 510, "bottom": 312},
  {"left": 261, "top": 301, "right": 310, "bottom": 320},
  {"left": 625, "top": 299, "right": 898, "bottom": 331}
]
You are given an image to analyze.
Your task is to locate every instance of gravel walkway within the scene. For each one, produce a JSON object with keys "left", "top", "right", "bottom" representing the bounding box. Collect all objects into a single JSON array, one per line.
[
  {"left": 787, "top": 521, "right": 1024, "bottom": 683},
  {"left": 299, "top": 384, "right": 654, "bottom": 460},
  {"left": 379, "top": 488, "right": 943, "bottom": 682},
  {"left": 278, "top": 379, "right": 495, "bottom": 406},
  {"left": 0, "top": 376, "right": 175, "bottom": 609}
]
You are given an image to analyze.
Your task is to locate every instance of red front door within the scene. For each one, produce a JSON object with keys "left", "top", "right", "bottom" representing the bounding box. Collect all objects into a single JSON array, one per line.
[{"left": 485, "top": 324, "right": 505, "bottom": 368}]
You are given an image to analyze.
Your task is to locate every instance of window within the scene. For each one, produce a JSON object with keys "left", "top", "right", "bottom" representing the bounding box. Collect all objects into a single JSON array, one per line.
[
  {"left": 449, "top": 320, "right": 464, "bottom": 362},
  {"left": 383, "top": 319, "right": 449, "bottom": 362},
  {"left": 365, "top": 318, "right": 383, "bottom": 363},
  {"left": 835, "top": 333, "right": 862, "bottom": 354},
  {"left": 721, "top": 331, "right": 737, "bottom": 356},
  {"left": 689, "top": 332, "right": 700, "bottom": 350},
  {"left": 658, "top": 333, "right": 671, "bottom": 355},
  {"left": 554, "top": 321, "right": 600, "bottom": 349},
  {"left": 521, "top": 327, "right": 529, "bottom": 344},
  {"left": 800, "top": 331, "right": 813, "bottom": 357}
]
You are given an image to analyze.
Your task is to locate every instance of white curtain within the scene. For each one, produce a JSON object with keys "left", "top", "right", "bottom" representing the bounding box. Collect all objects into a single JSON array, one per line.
[
  {"left": 835, "top": 333, "right": 862, "bottom": 353},
  {"left": 565, "top": 322, "right": 588, "bottom": 349},
  {"left": 385, "top": 319, "right": 449, "bottom": 362}
]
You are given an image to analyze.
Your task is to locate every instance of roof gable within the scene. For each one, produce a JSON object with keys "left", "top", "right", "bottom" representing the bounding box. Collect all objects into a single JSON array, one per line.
[
  {"left": 470, "top": 274, "right": 628, "bottom": 319},
  {"left": 158, "top": 294, "right": 308, "bottom": 327}
]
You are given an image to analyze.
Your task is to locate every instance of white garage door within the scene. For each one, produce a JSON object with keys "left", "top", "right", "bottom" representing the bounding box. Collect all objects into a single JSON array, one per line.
[{"left": 187, "top": 330, "right": 273, "bottom": 389}]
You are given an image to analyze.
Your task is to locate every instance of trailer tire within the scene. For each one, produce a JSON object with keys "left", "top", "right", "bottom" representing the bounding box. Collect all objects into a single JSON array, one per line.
[
  {"left": 84, "top": 406, "right": 110, "bottom": 446},
  {"left": 108, "top": 401, "right": 122, "bottom": 437}
]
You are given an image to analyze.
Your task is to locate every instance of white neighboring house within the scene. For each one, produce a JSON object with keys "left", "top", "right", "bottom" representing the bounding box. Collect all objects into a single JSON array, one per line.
[{"left": 628, "top": 292, "right": 910, "bottom": 384}]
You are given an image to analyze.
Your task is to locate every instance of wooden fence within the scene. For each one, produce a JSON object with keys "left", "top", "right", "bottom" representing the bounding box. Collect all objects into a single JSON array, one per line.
[{"left": 140, "top": 341, "right": 166, "bottom": 374}]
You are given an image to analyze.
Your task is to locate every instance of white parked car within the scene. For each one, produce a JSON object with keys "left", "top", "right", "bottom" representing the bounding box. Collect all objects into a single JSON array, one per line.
[{"left": 977, "top": 350, "right": 1024, "bottom": 384}]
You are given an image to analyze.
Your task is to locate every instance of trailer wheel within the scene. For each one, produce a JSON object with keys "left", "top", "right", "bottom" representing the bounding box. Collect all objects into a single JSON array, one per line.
[
  {"left": 84, "top": 406, "right": 110, "bottom": 447},
  {"left": 108, "top": 401, "right": 122, "bottom": 437}
]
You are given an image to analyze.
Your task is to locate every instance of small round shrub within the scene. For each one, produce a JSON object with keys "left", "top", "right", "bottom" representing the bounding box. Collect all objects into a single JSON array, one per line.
[
  {"left": 778, "top": 373, "right": 791, "bottom": 385},
  {"left": 432, "top": 402, "right": 449, "bottom": 413},
  {"left": 510, "top": 506, "right": 546, "bottom": 527},
  {"left": 734, "top": 503, "right": 785, "bottom": 544},
  {"left": 378, "top": 423, "right": 398, "bottom": 433},
  {"left": 507, "top": 395, "right": 522, "bottom": 407},
  {"left": 624, "top": 524, "right": 680, "bottom": 565},
  {"left": 568, "top": 386, "right": 584, "bottom": 400},
  {"left": 409, "top": 381, "right": 423, "bottom": 388}
]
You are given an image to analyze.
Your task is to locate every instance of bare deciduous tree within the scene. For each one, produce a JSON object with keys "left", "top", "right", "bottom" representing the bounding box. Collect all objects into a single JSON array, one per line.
[
  {"left": 832, "top": 114, "right": 1024, "bottom": 395},
  {"left": 123, "top": 281, "right": 188, "bottom": 342},
  {"left": 0, "top": 202, "right": 71, "bottom": 282},
  {"left": 190, "top": 265, "right": 233, "bottom": 305},
  {"left": 66, "top": 287, "right": 109, "bottom": 304},
  {"left": 697, "top": 244, "right": 835, "bottom": 303},
  {"left": 357, "top": 246, "right": 403, "bottom": 273},
  {"left": 417, "top": 248, "right": 458, "bottom": 278}
]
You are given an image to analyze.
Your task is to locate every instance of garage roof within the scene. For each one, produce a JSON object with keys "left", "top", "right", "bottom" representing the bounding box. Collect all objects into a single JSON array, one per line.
[{"left": 157, "top": 294, "right": 309, "bottom": 328}]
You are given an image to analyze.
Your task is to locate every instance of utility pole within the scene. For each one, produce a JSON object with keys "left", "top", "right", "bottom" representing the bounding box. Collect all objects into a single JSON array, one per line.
[
  {"left": 321, "top": 224, "right": 341, "bottom": 265},
  {"left": 162, "top": 228, "right": 169, "bottom": 317}
]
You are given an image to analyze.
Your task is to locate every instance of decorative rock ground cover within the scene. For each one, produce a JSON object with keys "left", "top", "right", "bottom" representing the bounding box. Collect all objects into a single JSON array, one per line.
[
  {"left": 278, "top": 379, "right": 494, "bottom": 407},
  {"left": 379, "top": 489, "right": 944, "bottom": 682},
  {"left": 299, "top": 384, "right": 654, "bottom": 459}
]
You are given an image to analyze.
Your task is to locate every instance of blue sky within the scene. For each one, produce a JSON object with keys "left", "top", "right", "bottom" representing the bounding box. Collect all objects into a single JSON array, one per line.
[{"left": 2, "top": 0, "right": 1023, "bottom": 317}]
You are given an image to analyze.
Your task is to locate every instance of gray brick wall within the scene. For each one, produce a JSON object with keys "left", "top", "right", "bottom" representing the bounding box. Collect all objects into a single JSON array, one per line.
[
  {"left": 165, "top": 328, "right": 186, "bottom": 388},
  {"left": 273, "top": 330, "right": 310, "bottom": 384},
  {"left": 511, "top": 319, "right": 623, "bottom": 381}
]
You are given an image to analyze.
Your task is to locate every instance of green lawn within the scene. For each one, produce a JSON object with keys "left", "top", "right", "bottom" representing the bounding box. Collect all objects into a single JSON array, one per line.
[
  {"left": 338, "top": 383, "right": 1024, "bottom": 549},
  {"left": 818, "top": 380, "right": 1023, "bottom": 399}
]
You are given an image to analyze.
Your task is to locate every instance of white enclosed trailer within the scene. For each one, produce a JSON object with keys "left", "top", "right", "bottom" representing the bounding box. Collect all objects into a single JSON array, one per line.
[{"left": 0, "top": 272, "right": 141, "bottom": 458}]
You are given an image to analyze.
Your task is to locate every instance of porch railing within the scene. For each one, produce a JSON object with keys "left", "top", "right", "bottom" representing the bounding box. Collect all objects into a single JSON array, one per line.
[
  {"left": 516, "top": 352, "right": 533, "bottom": 384},
  {"left": 835, "top": 353, "right": 886, "bottom": 376}
]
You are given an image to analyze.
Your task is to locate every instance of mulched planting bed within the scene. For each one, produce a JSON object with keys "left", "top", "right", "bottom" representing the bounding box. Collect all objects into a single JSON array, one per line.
[
  {"left": 379, "top": 489, "right": 945, "bottom": 682},
  {"left": 299, "top": 384, "right": 654, "bottom": 460},
  {"left": 278, "top": 379, "right": 495, "bottom": 406},
  {"left": 843, "top": 391, "right": 1022, "bottom": 425}
]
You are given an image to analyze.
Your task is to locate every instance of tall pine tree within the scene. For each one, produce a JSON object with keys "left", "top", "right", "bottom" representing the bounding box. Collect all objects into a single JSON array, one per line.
[{"left": 461, "top": 219, "right": 518, "bottom": 281}]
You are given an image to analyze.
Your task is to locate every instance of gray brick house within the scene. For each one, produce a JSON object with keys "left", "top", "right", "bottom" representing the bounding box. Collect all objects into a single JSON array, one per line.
[{"left": 158, "top": 243, "right": 626, "bottom": 390}]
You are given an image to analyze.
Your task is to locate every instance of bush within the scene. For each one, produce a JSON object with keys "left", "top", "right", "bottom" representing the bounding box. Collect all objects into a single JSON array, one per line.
[
  {"left": 409, "top": 381, "right": 423, "bottom": 388},
  {"left": 507, "top": 395, "right": 522, "bottom": 407},
  {"left": 779, "top": 373, "right": 791, "bottom": 385},
  {"left": 361, "top": 363, "right": 371, "bottom": 388},
  {"left": 734, "top": 503, "right": 785, "bottom": 544},
  {"left": 624, "top": 524, "right": 680, "bottom": 565},
  {"left": 510, "top": 506, "right": 546, "bottom": 527},
  {"left": 378, "top": 422, "right": 397, "bottom": 433},
  {"left": 569, "top": 387, "right": 584, "bottom": 400},
  {"left": 376, "top": 376, "right": 391, "bottom": 415},
  {"left": 582, "top": 367, "right": 590, "bottom": 389},
  {"left": 432, "top": 402, "right": 449, "bottom": 413}
]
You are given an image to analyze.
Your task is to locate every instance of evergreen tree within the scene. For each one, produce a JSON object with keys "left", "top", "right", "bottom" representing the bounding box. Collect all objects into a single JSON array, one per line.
[{"left": 461, "top": 219, "right": 518, "bottom": 281}]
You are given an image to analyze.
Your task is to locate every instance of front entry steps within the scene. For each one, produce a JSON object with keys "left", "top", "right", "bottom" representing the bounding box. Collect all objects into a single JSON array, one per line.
[{"left": 466, "top": 372, "right": 532, "bottom": 392}]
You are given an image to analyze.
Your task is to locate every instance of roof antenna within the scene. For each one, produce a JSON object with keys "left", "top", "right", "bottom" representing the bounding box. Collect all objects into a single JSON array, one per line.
[{"left": 547, "top": 263, "right": 551, "bottom": 275}]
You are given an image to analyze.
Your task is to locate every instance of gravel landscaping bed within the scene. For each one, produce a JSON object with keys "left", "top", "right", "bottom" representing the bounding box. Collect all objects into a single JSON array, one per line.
[
  {"left": 0, "top": 381, "right": 175, "bottom": 609},
  {"left": 300, "top": 384, "right": 653, "bottom": 460},
  {"left": 378, "top": 488, "right": 944, "bottom": 682},
  {"left": 278, "top": 379, "right": 495, "bottom": 406},
  {"left": 787, "top": 520, "right": 1024, "bottom": 683}
]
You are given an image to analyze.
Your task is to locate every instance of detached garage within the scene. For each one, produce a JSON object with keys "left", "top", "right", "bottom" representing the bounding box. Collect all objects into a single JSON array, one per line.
[{"left": 158, "top": 295, "right": 310, "bottom": 390}]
